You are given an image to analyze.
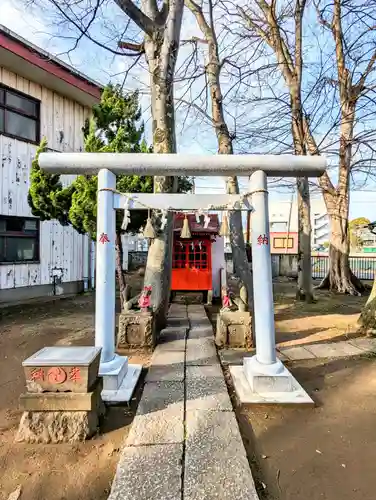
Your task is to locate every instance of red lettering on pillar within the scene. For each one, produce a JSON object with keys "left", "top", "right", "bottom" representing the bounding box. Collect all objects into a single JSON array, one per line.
[
  {"left": 99, "top": 233, "right": 110, "bottom": 244},
  {"left": 257, "top": 234, "right": 269, "bottom": 246}
]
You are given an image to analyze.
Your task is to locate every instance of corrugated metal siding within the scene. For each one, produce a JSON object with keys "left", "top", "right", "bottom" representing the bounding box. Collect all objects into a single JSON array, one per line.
[{"left": 0, "top": 67, "right": 91, "bottom": 290}]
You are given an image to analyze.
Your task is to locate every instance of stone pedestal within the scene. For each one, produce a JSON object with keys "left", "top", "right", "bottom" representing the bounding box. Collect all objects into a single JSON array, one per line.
[
  {"left": 230, "top": 356, "right": 314, "bottom": 406},
  {"left": 118, "top": 311, "right": 156, "bottom": 349},
  {"left": 215, "top": 311, "right": 253, "bottom": 349},
  {"left": 17, "top": 346, "right": 105, "bottom": 443},
  {"left": 23, "top": 346, "right": 101, "bottom": 393}
]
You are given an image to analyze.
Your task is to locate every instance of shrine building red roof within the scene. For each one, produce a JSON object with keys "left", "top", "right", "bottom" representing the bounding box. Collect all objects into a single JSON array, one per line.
[{"left": 173, "top": 213, "right": 220, "bottom": 235}]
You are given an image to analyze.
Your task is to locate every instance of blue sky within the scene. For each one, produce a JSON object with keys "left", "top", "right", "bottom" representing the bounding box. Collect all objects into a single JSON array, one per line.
[{"left": 2, "top": 0, "right": 376, "bottom": 221}]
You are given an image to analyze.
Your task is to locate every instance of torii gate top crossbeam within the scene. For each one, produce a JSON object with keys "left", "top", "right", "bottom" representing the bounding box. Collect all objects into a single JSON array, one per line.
[{"left": 39, "top": 153, "right": 326, "bottom": 177}]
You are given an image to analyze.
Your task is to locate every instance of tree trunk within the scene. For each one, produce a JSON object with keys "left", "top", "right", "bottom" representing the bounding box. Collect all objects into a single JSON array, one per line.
[
  {"left": 185, "top": 0, "right": 253, "bottom": 306},
  {"left": 115, "top": 231, "right": 127, "bottom": 309},
  {"left": 317, "top": 193, "right": 365, "bottom": 294},
  {"left": 315, "top": 97, "right": 364, "bottom": 295},
  {"left": 290, "top": 82, "right": 313, "bottom": 303},
  {"left": 226, "top": 177, "right": 253, "bottom": 308},
  {"left": 358, "top": 273, "right": 376, "bottom": 335},
  {"left": 142, "top": 0, "right": 184, "bottom": 329},
  {"left": 296, "top": 177, "right": 313, "bottom": 302}
]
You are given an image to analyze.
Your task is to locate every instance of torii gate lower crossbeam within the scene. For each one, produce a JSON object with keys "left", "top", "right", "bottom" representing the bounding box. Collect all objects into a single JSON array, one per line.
[{"left": 39, "top": 153, "right": 326, "bottom": 404}]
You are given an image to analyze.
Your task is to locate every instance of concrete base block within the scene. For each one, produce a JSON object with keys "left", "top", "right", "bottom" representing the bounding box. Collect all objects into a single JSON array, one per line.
[
  {"left": 16, "top": 409, "right": 100, "bottom": 443},
  {"left": 102, "top": 364, "right": 142, "bottom": 404},
  {"left": 19, "top": 379, "right": 103, "bottom": 412},
  {"left": 230, "top": 359, "right": 314, "bottom": 406},
  {"left": 244, "top": 356, "right": 293, "bottom": 392},
  {"left": 99, "top": 355, "right": 129, "bottom": 391}
]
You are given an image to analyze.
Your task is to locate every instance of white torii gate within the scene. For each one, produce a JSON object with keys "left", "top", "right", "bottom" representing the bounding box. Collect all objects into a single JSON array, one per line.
[{"left": 39, "top": 152, "right": 326, "bottom": 404}]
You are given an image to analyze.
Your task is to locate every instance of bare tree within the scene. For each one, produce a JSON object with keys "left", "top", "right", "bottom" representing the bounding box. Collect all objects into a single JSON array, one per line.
[
  {"left": 22, "top": 0, "right": 185, "bottom": 325},
  {"left": 233, "top": 0, "right": 313, "bottom": 302},
  {"left": 307, "top": 0, "right": 376, "bottom": 294},
  {"left": 184, "top": 0, "right": 252, "bottom": 305},
  {"left": 226, "top": 0, "right": 376, "bottom": 295}
]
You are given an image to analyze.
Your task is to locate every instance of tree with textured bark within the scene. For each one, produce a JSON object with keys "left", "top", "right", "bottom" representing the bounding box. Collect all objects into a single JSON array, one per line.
[
  {"left": 226, "top": 0, "right": 376, "bottom": 295},
  {"left": 231, "top": 0, "right": 313, "bottom": 302},
  {"left": 116, "top": 0, "right": 185, "bottom": 327},
  {"left": 184, "top": 0, "right": 252, "bottom": 306},
  {"left": 22, "top": 0, "right": 185, "bottom": 327},
  {"left": 29, "top": 85, "right": 192, "bottom": 307},
  {"left": 308, "top": 0, "right": 376, "bottom": 294}
]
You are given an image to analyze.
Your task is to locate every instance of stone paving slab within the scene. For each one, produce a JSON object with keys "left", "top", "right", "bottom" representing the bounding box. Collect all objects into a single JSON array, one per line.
[
  {"left": 166, "top": 318, "right": 190, "bottom": 328},
  {"left": 186, "top": 338, "right": 218, "bottom": 366},
  {"left": 185, "top": 410, "right": 258, "bottom": 500},
  {"left": 186, "top": 365, "right": 232, "bottom": 411},
  {"left": 146, "top": 349, "right": 185, "bottom": 382},
  {"left": 279, "top": 346, "right": 316, "bottom": 361},
  {"left": 109, "top": 303, "right": 259, "bottom": 500},
  {"left": 219, "top": 349, "right": 288, "bottom": 365},
  {"left": 188, "top": 326, "right": 214, "bottom": 339},
  {"left": 108, "top": 443, "right": 182, "bottom": 500},
  {"left": 127, "top": 381, "right": 184, "bottom": 445},
  {"left": 305, "top": 340, "right": 364, "bottom": 358},
  {"left": 349, "top": 337, "right": 376, "bottom": 352},
  {"left": 158, "top": 328, "right": 187, "bottom": 351}
]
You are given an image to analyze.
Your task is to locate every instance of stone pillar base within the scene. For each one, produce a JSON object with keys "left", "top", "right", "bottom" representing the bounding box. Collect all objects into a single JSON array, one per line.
[
  {"left": 118, "top": 311, "right": 156, "bottom": 350},
  {"left": 16, "top": 409, "right": 101, "bottom": 444},
  {"left": 215, "top": 311, "right": 253, "bottom": 349}
]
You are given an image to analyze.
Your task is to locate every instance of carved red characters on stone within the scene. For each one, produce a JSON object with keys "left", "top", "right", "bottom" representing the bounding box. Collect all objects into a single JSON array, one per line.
[
  {"left": 30, "top": 367, "right": 44, "bottom": 381},
  {"left": 47, "top": 367, "right": 67, "bottom": 384},
  {"left": 69, "top": 367, "right": 81, "bottom": 382}
]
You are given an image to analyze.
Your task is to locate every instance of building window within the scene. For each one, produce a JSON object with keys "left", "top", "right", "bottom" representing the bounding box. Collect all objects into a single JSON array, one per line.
[
  {"left": 0, "top": 216, "right": 40, "bottom": 263},
  {"left": 273, "top": 237, "right": 294, "bottom": 249},
  {"left": 271, "top": 222, "right": 288, "bottom": 232},
  {"left": 0, "top": 85, "right": 40, "bottom": 143}
]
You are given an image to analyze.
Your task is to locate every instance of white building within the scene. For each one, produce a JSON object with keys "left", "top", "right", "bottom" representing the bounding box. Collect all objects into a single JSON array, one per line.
[
  {"left": 223, "top": 196, "right": 330, "bottom": 252},
  {"left": 0, "top": 25, "right": 102, "bottom": 303},
  {"left": 269, "top": 197, "right": 330, "bottom": 247}
]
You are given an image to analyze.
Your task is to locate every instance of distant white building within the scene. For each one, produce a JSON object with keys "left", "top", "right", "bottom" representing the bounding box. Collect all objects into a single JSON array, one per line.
[
  {"left": 269, "top": 197, "right": 330, "bottom": 247},
  {"left": 224, "top": 196, "right": 330, "bottom": 252}
]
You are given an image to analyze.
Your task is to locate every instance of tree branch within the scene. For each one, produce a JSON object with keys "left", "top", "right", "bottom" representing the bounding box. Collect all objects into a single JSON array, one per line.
[
  {"left": 113, "top": 0, "right": 157, "bottom": 36},
  {"left": 118, "top": 40, "right": 145, "bottom": 55}
]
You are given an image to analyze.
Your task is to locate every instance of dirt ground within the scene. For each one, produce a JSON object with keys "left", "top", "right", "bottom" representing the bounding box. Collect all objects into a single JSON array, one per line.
[
  {"left": 0, "top": 294, "right": 151, "bottom": 500},
  {"left": 273, "top": 281, "right": 368, "bottom": 347},
  {"left": 0, "top": 277, "right": 373, "bottom": 500},
  {"left": 231, "top": 356, "right": 376, "bottom": 500}
]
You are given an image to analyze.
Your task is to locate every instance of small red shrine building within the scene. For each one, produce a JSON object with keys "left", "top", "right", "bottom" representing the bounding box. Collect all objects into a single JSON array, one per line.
[{"left": 171, "top": 213, "right": 225, "bottom": 297}]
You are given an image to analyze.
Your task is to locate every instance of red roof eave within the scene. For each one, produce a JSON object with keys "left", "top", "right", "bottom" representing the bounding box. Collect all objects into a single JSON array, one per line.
[{"left": 0, "top": 32, "right": 101, "bottom": 101}]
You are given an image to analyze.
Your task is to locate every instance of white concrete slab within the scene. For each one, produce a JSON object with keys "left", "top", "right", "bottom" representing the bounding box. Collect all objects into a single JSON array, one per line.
[
  {"left": 23, "top": 346, "right": 101, "bottom": 366},
  {"left": 102, "top": 364, "right": 142, "bottom": 404},
  {"left": 230, "top": 365, "right": 314, "bottom": 406},
  {"left": 100, "top": 356, "right": 129, "bottom": 391}
]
